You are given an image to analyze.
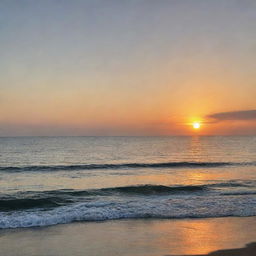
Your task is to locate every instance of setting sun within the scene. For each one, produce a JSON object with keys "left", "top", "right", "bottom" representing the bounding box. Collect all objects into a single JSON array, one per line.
[{"left": 193, "top": 122, "right": 201, "bottom": 129}]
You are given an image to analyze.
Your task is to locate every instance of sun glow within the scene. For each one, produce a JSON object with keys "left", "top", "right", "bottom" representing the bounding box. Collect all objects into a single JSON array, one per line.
[{"left": 193, "top": 122, "right": 201, "bottom": 129}]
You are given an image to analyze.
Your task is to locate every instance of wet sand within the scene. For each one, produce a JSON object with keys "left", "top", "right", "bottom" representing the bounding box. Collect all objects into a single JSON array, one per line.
[
  {"left": 0, "top": 217, "right": 255, "bottom": 256},
  {"left": 173, "top": 242, "right": 256, "bottom": 256}
]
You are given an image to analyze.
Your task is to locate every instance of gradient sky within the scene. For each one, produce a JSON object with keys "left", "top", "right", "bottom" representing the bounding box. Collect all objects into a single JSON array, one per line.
[{"left": 1, "top": 0, "right": 256, "bottom": 136}]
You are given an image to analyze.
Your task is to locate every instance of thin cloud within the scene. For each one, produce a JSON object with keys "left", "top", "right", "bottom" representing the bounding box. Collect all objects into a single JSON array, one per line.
[{"left": 207, "top": 110, "right": 256, "bottom": 121}]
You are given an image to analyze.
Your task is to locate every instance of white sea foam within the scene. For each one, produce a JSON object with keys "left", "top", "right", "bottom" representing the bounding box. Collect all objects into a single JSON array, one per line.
[{"left": 1, "top": 195, "right": 256, "bottom": 229}]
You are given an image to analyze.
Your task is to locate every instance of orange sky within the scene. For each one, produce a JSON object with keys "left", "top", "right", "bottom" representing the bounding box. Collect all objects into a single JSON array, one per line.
[{"left": 1, "top": 1, "right": 256, "bottom": 136}]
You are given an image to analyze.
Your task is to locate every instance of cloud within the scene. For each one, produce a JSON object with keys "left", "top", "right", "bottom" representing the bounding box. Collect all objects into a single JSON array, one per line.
[{"left": 207, "top": 110, "right": 256, "bottom": 121}]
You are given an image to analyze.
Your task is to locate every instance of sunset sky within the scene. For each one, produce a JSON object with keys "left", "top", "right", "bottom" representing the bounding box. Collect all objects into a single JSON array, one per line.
[{"left": 1, "top": 0, "right": 256, "bottom": 136}]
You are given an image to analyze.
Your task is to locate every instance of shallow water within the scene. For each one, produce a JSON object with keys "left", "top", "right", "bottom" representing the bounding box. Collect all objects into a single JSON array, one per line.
[{"left": 0, "top": 136, "right": 255, "bottom": 228}]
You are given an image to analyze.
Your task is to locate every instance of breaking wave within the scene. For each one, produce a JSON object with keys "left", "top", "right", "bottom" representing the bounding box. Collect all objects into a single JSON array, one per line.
[
  {"left": 1, "top": 182, "right": 255, "bottom": 211},
  {"left": 1, "top": 161, "right": 255, "bottom": 173},
  {"left": 0, "top": 194, "right": 256, "bottom": 229}
]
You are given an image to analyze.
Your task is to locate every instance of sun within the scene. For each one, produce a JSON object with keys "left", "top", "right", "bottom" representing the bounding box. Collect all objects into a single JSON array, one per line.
[{"left": 192, "top": 122, "right": 201, "bottom": 129}]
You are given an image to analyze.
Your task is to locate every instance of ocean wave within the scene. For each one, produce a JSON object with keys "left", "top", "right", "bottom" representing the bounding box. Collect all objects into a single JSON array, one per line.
[
  {"left": 1, "top": 161, "right": 255, "bottom": 172},
  {"left": 221, "top": 191, "right": 256, "bottom": 196},
  {"left": 1, "top": 182, "right": 255, "bottom": 211},
  {"left": 0, "top": 198, "right": 61, "bottom": 211},
  {"left": 0, "top": 184, "right": 206, "bottom": 211},
  {"left": 0, "top": 194, "right": 255, "bottom": 229}
]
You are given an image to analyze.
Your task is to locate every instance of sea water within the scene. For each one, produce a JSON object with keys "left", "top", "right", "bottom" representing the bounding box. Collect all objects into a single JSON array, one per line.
[{"left": 0, "top": 136, "right": 255, "bottom": 228}]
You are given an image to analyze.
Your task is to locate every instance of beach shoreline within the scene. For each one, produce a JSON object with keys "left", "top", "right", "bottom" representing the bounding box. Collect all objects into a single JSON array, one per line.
[
  {"left": 1, "top": 216, "right": 255, "bottom": 256},
  {"left": 172, "top": 242, "right": 256, "bottom": 256}
]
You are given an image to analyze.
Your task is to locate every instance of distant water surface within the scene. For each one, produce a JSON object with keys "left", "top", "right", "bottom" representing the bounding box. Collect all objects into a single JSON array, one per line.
[{"left": 0, "top": 136, "right": 255, "bottom": 228}]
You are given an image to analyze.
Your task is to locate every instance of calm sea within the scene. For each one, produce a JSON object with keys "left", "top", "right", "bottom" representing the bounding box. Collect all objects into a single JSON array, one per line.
[{"left": 0, "top": 136, "right": 255, "bottom": 229}]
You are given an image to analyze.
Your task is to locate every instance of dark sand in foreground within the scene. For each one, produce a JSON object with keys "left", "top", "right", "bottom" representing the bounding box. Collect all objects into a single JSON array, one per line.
[
  {"left": 173, "top": 242, "right": 256, "bottom": 256},
  {"left": 0, "top": 217, "right": 255, "bottom": 256}
]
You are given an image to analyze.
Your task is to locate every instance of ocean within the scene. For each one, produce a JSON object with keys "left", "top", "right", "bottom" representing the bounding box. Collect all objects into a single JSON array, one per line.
[{"left": 0, "top": 136, "right": 255, "bottom": 229}]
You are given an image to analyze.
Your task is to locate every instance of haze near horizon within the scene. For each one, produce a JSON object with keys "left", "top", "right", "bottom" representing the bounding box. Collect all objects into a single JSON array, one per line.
[{"left": 1, "top": 0, "right": 256, "bottom": 136}]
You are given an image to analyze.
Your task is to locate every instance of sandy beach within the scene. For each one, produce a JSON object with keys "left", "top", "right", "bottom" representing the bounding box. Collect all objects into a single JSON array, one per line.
[
  {"left": 175, "top": 242, "right": 256, "bottom": 256},
  {"left": 1, "top": 0, "right": 256, "bottom": 255},
  {"left": 0, "top": 217, "right": 255, "bottom": 256}
]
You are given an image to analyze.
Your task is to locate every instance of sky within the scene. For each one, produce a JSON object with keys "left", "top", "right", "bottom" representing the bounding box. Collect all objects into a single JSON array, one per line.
[{"left": 1, "top": 0, "right": 256, "bottom": 136}]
